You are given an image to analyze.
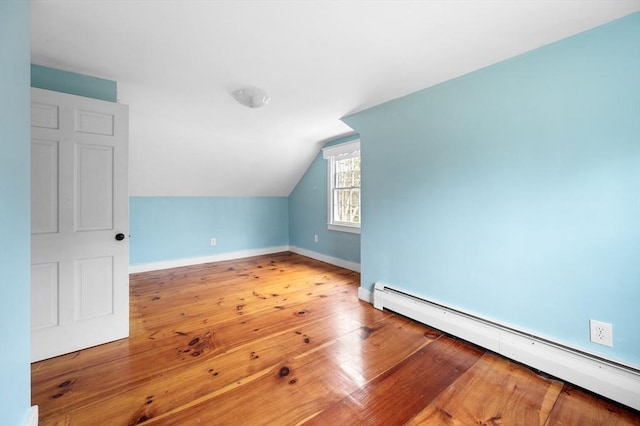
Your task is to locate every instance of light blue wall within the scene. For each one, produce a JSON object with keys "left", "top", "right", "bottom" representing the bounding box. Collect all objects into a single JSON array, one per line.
[
  {"left": 289, "top": 135, "right": 361, "bottom": 264},
  {"left": 130, "top": 197, "right": 289, "bottom": 265},
  {"left": 31, "top": 64, "right": 117, "bottom": 102},
  {"left": 344, "top": 13, "right": 640, "bottom": 365},
  {"left": 0, "top": 0, "right": 32, "bottom": 424}
]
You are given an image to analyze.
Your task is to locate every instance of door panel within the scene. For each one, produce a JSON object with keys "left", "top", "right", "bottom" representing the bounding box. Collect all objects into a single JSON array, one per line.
[
  {"left": 30, "top": 262, "right": 59, "bottom": 331},
  {"left": 31, "top": 88, "right": 129, "bottom": 362},
  {"left": 75, "top": 143, "right": 114, "bottom": 231},
  {"left": 75, "top": 256, "right": 114, "bottom": 320},
  {"left": 31, "top": 101, "right": 59, "bottom": 129},
  {"left": 31, "top": 139, "right": 59, "bottom": 234},
  {"left": 74, "top": 109, "right": 114, "bottom": 135}
]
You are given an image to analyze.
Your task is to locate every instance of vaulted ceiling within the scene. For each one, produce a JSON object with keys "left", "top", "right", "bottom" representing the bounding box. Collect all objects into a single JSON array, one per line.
[{"left": 31, "top": 1, "right": 640, "bottom": 196}]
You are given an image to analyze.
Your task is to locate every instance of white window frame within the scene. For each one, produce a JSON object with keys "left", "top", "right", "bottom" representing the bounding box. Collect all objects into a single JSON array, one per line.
[{"left": 322, "top": 139, "right": 361, "bottom": 234}]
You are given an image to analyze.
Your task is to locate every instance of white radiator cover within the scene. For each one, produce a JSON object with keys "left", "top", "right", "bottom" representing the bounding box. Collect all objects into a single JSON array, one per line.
[{"left": 372, "top": 282, "right": 640, "bottom": 411}]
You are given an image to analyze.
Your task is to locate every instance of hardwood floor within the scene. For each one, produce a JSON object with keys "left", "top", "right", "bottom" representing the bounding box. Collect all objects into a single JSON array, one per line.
[{"left": 32, "top": 252, "right": 639, "bottom": 425}]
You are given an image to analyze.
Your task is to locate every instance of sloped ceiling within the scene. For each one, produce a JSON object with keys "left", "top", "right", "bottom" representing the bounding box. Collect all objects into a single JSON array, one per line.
[{"left": 31, "top": 1, "right": 640, "bottom": 196}]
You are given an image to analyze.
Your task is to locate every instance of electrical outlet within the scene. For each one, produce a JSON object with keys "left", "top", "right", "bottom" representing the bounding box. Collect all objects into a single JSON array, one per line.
[
  {"left": 314, "top": 234, "right": 318, "bottom": 243},
  {"left": 210, "top": 238, "right": 217, "bottom": 246},
  {"left": 590, "top": 319, "right": 613, "bottom": 347}
]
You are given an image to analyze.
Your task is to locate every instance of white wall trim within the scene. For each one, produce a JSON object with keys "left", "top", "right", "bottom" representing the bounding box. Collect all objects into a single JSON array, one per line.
[
  {"left": 288, "top": 246, "right": 360, "bottom": 272},
  {"left": 322, "top": 139, "right": 360, "bottom": 159},
  {"left": 24, "top": 406, "right": 38, "bottom": 426},
  {"left": 129, "top": 245, "right": 361, "bottom": 274},
  {"left": 129, "top": 246, "right": 290, "bottom": 273},
  {"left": 372, "top": 283, "right": 640, "bottom": 411},
  {"left": 358, "top": 286, "right": 373, "bottom": 303},
  {"left": 328, "top": 223, "right": 361, "bottom": 234}
]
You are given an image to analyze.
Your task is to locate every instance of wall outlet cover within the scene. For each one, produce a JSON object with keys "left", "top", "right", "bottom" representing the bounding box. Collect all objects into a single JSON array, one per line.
[{"left": 589, "top": 319, "right": 613, "bottom": 347}]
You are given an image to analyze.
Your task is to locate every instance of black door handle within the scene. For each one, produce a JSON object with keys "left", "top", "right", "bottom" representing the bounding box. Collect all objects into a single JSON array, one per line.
[{"left": 115, "top": 233, "right": 125, "bottom": 241}]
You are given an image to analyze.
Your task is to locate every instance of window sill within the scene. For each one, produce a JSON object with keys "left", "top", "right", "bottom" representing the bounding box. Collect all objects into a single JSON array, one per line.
[{"left": 328, "top": 223, "right": 361, "bottom": 234}]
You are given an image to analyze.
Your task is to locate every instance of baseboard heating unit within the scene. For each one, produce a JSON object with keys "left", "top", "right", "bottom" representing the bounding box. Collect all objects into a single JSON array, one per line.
[{"left": 372, "top": 282, "right": 640, "bottom": 411}]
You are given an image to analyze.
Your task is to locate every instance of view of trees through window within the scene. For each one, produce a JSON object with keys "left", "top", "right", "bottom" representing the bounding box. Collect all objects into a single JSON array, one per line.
[{"left": 333, "top": 156, "right": 360, "bottom": 225}]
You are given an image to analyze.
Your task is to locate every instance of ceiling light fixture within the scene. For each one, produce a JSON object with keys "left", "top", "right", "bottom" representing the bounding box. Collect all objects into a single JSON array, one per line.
[{"left": 231, "top": 87, "right": 271, "bottom": 108}]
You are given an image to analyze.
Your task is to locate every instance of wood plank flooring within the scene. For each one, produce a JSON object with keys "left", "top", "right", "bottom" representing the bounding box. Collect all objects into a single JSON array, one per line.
[{"left": 31, "top": 252, "right": 640, "bottom": 425}]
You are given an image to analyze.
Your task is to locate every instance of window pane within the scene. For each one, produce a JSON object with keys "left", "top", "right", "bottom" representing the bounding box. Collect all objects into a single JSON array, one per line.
[
  {"left": 329, "top": 150, "right": 361, "bottom": 227},
  {"left": 350, "top": 188, "right": 360, "bottom": 205}
]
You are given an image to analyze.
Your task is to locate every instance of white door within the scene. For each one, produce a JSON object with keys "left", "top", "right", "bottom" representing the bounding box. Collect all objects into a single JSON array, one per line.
[{"left": 31, "top": 88, "right": 129, "bottom": 362}]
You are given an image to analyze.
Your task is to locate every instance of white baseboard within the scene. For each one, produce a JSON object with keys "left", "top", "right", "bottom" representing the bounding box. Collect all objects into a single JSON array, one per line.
[
  {"left": 288, "top": 246, "right": 360, "bottom": 272},
  {"left": 129, "top": 246, "right": 290, "bottom": 273},
  {"left": 372, "top": 283, "right": 640, "bottom": 411},
  {"left": 24, "top": 406, "right": 38, "bottom": 426},
  {"left": 129, "top": 245, "right": 361, "bottom": 274},
  {"left": 358, "top": 286, "right": 373, "bottom": 303}
]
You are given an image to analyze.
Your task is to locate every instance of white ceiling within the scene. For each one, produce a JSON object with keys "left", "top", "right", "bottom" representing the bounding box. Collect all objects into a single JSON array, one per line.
[{"left": 31, "top": 1, "right": 640, "bottom": 197}]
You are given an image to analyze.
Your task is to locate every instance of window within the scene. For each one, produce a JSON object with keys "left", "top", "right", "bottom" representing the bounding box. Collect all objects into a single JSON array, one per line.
[{"left": 322, "top": 140, "right": 361, "bottom": 233}]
